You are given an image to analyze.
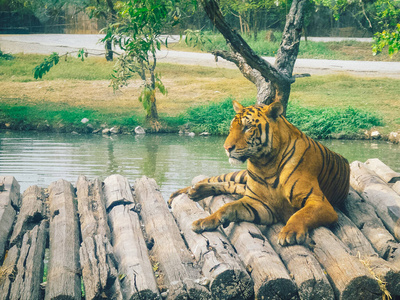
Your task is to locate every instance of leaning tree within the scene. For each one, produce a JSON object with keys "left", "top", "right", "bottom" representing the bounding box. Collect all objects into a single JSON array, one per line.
[{"left": 199, "top": 0, "right": 308, "bottom": 113}]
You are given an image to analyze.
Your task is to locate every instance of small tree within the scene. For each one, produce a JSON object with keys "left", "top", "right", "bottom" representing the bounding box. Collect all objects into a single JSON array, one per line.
[{"left": 105, "top": 0, "right": 181, "bottom": 126}]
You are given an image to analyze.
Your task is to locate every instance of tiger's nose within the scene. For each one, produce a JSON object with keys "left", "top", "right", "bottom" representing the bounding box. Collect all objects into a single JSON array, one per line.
[{"left": 224, "top": 144, "right": 235, "bottom": 152}]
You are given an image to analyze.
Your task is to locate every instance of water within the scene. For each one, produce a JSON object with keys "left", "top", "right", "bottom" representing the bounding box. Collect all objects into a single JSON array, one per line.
[{"left": 1, "top": 130, "right": 399, "bottom": 200}]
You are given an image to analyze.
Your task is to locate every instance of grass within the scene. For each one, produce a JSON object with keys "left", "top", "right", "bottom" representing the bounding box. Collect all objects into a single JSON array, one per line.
[
  {"left": 184, "top": 98, "right": 383, "bottom": 138},
  {"left": 170, "top": 30, "right": 400, "bottom": 61},
  {"left": 0, "top": 53, "right": 399, "bottom": 135}
]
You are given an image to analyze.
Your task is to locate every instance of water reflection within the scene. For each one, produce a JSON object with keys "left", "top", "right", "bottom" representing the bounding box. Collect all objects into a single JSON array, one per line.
[{"left": 0, "top": 130, "right": 399, "bottom": 200}]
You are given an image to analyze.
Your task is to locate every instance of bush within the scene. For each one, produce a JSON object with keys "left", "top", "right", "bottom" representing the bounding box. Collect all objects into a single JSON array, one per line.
[
  {"left": 286, "top": 103, "right": 383, "bottom": 139},
  {"left": 184, "top": 98, "right": 383, "bottom": 138}
]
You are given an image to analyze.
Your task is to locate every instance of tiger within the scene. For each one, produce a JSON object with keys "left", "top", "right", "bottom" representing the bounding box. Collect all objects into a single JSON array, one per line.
[{"left": 169, "top": 100, "right": 350, "bottom": 246}]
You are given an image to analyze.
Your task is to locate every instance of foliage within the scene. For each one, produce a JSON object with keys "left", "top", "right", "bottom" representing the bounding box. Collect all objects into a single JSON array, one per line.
[
  {"left": 0, "top": 49, "right": 14, "bottom": 61},
  {"left": 33, "top": 50, "right": 90, "bottom": 79},
  {"left": 286, "top": 102, "right": 384, "bottom": 139},
  {"left": 184, "top": 98, "right": 383, "bottom": 138},
  {"left": 33, "top": 52, "right": 60, "bottom": 79},
  {"left": 105, "top": 0, "right": 186, "bottom": 121},
  {"left": 314, "top": 0, "right": 400, "bottom": 55}
]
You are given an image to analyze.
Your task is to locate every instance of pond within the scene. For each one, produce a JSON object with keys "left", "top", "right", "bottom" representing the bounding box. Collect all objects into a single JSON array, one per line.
[{"left": 1, "top": 130, "right": 399, "bottom": 200}]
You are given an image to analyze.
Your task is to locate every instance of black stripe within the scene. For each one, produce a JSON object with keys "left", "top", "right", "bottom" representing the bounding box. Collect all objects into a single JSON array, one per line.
[
  {"left": 240, "top": 171, "right": 248, "bottom": 183},
  {"left": 230, "top": 171, "right": 240, "bottom": 181},
  {"left": 301, "top": 187, "right": 314, "bottom": 207},
  {"left": 289, "top": 179, "right": 299, "bottom": 203},
  {"left": 284, "top": 139, "right": 311, "bottom": 185},
  {"left": 245, "top": 203, "right": 261, "bottom": 224}
]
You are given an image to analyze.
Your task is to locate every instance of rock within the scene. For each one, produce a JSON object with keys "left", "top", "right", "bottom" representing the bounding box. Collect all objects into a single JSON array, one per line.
[
  {"left": 389, "top": 132, "right": 400, "bottom": 144},
  {"left": 188, "top": 132, "right": 195, "bottom": 137},
  {"left": 81, "top": 118, "right": 89, "bottom": 124},
  {"left": 135, "top": 126, "right": 146, "bottom": 135},
  {"left": 199, "top": 132, "right": 210, "bottom": 136},
  {"left": 102, "top": 128, "right": 111, "bottom": 135},
  {"left": 371, "top": 130, "right": 381, "bottom": 139},
  {"left": 71, "top": 131, "right": 79, "bottom": 135},
  {"left": 110, "top": 127, "right": 120, "bottom": 134}
]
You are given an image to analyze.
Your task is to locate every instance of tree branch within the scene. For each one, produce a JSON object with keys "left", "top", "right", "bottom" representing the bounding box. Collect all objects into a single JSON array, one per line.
[
  {"left": 275, "top": 0, "right": 307, "bottom": 78},
  {"left": 200, "top": 0, "right": 293, "bottom": 90}
]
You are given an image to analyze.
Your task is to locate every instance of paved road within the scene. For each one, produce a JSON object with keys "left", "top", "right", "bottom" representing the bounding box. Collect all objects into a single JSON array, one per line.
[{"left": 1, "top": 34, "right": 399, "bottom": 78}]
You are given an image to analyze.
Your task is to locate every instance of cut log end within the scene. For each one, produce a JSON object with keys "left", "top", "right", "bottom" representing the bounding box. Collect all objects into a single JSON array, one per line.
[
  {"left": 130, "top": 289, "right": 160, "bottom": 300},
  {"left": 257, "top": 278, "right": 298, "bottom": 300},
  {"left": 299, "top": 278, "right": 335, "bottom": 300},
  {"left": 342, "top": 276, "right": 382, "bottom": 300},
  {"left": 210, "top": 269, "right": 254, "bottom": 300}
]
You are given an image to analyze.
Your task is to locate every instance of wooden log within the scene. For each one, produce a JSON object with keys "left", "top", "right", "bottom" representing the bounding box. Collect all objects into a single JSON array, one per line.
[
  {"left": 170, "top": 193, "right": 254, "bottom": 300},
  {"left": 9, "top": 185, "right": 47, "bottom": 247},
  {"left": 201, "top": 195, "right": 298, "bottom": 300},
  {"left": 350, "top": 161, "right": 400, "bottom": 240},
  {"left": 103, "top": 174, "right": 135, "bottom": 210},
  {"left": 261, "top": 223, "right": 335, "bottom": 300},
  {"left": 365, "top": 158, "right": 400, "bottom": 184},
  {"left": 45, "top": 179, "right": 81, "bottom": 300},
  {"left": 310, "top": 227, "right": 381, "bottom": 300},
  {"left": 1, "top": 185, "right": 48, "bottom": 300},
  {"left": 341, "top": 188, "right": 400, "bottom": 263},
  {"left": 104, "top": 174, "right": 160, "bottom": 300},
  {"left": 331, "top": 210, "right": 400, "bottom": 296},
  {"left": 134, "top": 176, "right": 211, "bottom": 300},
  {"left": 0, "top": 244, "right": 19, "bottom": 300},
  {"left": 393, "top": 181, "right": 400, "bottom": 195},
  {"left": 0, "top": 176, "right": 20, "bottom": 262},
  {"left": 9, "top": 221, "right": 47, "bottom": 300},
  {"left": 76, "top": 176, "right": 120, "bottom": 300}
]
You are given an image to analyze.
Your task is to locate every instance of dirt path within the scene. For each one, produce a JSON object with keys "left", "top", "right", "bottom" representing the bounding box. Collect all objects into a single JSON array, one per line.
[{"left": 1, "top": 34, "right": 400, "bottom": 78}]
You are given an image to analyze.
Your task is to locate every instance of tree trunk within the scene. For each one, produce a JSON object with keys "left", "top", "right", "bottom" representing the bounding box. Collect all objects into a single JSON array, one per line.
[{"left": 201, "top": 0, "right": 307, "bottom": 112}]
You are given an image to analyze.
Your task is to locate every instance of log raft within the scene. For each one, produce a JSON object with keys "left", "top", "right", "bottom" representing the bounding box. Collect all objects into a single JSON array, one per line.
[{"left": 0, "top": 158, "right": 400, "bottom": 300}]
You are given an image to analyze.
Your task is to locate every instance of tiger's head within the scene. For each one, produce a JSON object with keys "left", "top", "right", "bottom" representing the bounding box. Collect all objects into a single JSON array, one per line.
[{"left": 224, "top": 101, "right": 284, "bottom": 165}]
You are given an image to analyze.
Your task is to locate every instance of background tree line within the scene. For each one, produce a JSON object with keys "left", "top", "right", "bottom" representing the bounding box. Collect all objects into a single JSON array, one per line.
[
  {"left": 1, "top": 0, "right": 399, "bottom": 39},
  {"left": 2, "top": 0, "right": 399, "bottom": 128}
]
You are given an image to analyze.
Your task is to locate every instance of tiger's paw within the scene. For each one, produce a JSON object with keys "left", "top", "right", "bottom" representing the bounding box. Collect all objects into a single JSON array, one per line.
[
  {"left": 187, "top": 183, "right": 212, "bottom": 201},
  {"left": 168, "top": 187, "right": 191, "bottom": 206},
  {"left": 192, "top": 216, "right": 228, "bottom": 233},
  {"left": 278, "top": 223, "right": 308, "bottom": 246}
]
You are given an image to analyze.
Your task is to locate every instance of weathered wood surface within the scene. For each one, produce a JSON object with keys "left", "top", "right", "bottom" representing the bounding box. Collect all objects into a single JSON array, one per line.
[
  {"left": 1, "top": 185, "right": 48, "bottom": 300},
  {"left": 9, "top": 185, "right": 47, "bottom": 247},
  {"left": 104, "top": 174, "right": 160, "bottom": 300},
  {"left": 341, "top": 188, "right": 400, "bottom": 263},
  {"left": 393, "top": 181, "right": 400, "bottom": 195},
  {"left": 134, "top": 177, "right": 209, "bottom": 297},
  {"left": 201, "top": 195, "right": 299, "bottom": 300},
  {"left": 331, "top": 211, "right": 400, "bottom": 295},
  {"left": 365, "top": 158, "right": 400, "bottom": 184},
  {"left": 170, "top": 193, "right": 254, "bottom": 300},
  {"left": 134, "top": 176, "right": 211, "bottom": 300},
  {"left": 262, "top": 223, "right": 335, "bottom": 300},
  {"left": 0, "top": 176, "right": 20, "bottom": 262},
  {"left": 310, "top": 227, "right": 381, "bottom": 300},
  {"left": 350, "top": 161, "right": 400, "bottom": 240},
  {"left": 0, "top": 244, "right": 19, "bottom": 300},
  {"left": 46, "top": 179, "right": 81, "bottom": 300},
  {"left": 9, "top": 221, "right": 47, "bottom": 300},
  {"left": 76, "top": 175, "right": 120, "bottom": 300}
]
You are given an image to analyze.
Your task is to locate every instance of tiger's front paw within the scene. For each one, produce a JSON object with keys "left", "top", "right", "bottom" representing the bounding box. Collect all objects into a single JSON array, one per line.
[
  {"left": 192, "top": 215, "right": 228, "bottom": 233},
  {"left": 278, "top": 222, "right": 308, "bottom": 246}
]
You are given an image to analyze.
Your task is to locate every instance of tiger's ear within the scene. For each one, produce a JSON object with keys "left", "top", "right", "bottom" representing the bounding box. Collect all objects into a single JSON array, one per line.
[
  {"left": 266, "top": 102, "right": 284, "bottom": 120},
  {"left": 233, "top": 100, "right": 244, "bottom": 113}
]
